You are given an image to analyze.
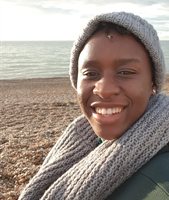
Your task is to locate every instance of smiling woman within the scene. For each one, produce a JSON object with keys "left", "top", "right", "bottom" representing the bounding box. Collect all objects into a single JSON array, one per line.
[
  {"left": 18, "top": 12, "right": 169, "bottom": 200},
  {"left": 77, "top": 28, "right": 153, "bottom": 140}
]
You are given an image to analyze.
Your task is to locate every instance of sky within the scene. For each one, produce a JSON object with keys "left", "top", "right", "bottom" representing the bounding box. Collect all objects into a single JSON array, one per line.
[{"left": 0, "top": 0, "right": 169, "bottom": 41}]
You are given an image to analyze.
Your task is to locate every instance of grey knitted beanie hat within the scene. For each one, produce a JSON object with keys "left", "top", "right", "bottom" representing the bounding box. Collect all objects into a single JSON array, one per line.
[{"left": 69, "top": 11, "right": 166, "bottom": 93}]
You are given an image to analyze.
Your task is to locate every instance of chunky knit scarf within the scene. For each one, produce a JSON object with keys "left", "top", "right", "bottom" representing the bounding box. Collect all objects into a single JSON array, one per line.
[{"left": 19, "top": 94, "right": 169, "bottom": 200}]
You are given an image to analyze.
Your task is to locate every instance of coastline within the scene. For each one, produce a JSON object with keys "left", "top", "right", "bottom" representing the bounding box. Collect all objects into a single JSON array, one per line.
[{"left": 0, "top": 76, "right": 169, "bottom": 199}]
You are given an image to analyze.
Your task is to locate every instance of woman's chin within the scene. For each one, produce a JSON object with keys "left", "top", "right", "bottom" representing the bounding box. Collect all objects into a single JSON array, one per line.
[{"left": 93, "top": 129, "right": 123, "bottom": 140}]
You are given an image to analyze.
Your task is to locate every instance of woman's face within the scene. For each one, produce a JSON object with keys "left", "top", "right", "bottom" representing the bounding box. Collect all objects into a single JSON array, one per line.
[{"left": 77, "top": 32, "right": 153, "bottom": 140}]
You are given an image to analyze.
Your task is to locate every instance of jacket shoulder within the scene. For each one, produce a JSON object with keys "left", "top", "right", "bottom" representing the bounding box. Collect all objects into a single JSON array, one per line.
[{"left": 107, "top": 148, "right": 169, "bottom": 200}]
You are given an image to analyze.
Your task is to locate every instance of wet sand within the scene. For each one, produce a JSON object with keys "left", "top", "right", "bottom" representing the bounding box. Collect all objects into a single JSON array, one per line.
[{"left": 0, "top": 76, "right": 169, "bottom": 199}]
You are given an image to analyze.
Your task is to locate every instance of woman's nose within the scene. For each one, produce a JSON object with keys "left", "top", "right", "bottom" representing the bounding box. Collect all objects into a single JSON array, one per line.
[{"left": 93, "top": 76, "right": 121, "bottom": 99}]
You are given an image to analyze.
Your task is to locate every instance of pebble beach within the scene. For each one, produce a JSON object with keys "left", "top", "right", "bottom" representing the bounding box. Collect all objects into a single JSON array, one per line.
[{"left": 1, "top": 76, "right": 169, "bottom": 199}]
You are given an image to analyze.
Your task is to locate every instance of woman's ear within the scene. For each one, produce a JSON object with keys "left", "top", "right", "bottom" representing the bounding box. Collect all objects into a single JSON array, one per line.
[{"left": 152, "top": 83, "right": 157, "bottom": 95}]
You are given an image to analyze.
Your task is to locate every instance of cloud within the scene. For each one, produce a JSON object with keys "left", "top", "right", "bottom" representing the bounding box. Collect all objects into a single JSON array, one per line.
[
  {"left": 83, "top": 0, "right": 169, "bottom": 6},
  {"left": 0, "top": 0, "right": 82, "bottom": 15},
  {"left": 0, "top": 0, "right": 168, "bottom": 40},
  {"left": 1, "top": 0, "right": 169, "bottom": 17},
  {"left": 33, "top": 6, "right": 76, "bottom": 15},
  {"left": 2, "top": 0, "right": 169, "bottom": 4}
]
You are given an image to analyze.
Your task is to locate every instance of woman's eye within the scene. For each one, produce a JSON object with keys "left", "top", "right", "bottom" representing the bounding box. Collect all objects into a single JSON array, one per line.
[
  {"left": 118, "top": 70, "right": 136, "bottom": 76},
  {"left": 82, "top": 70, "right": 99, "bottom": 79}
]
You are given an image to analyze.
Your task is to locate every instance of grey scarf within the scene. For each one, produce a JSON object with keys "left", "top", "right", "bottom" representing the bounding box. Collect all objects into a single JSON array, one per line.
[{"left": 19, "top": 94, "right": 169, "bottom": 200}]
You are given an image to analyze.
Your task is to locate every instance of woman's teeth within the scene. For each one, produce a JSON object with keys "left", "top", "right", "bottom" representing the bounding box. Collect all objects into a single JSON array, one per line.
[{"left": 95, "top": 107, "right": 122, "bottom": 115}]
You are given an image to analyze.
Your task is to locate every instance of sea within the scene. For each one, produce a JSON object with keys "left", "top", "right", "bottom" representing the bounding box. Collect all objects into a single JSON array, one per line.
[{"left": 0, "top": 40, "right": 169, "bottom": 80}]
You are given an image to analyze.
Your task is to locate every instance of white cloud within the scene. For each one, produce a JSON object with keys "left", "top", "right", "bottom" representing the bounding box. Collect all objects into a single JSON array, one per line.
[{"left": 0, "top": 0, "right": 168, "bottom": 40}]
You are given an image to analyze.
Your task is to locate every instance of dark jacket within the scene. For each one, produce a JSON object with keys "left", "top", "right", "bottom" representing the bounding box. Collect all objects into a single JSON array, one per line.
[{"left": 107, "top": 144, "right": 169, "bottom": 200}]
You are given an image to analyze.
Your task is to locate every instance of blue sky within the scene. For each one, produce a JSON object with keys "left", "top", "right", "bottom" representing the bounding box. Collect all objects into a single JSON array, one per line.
[{"left": 0, "top": 0, "right": 169, "bottom": 41}]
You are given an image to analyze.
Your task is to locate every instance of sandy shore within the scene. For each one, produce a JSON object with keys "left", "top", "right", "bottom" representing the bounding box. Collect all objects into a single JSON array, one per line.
[{"left": 0, "top": 76, "right": 169, "bottom": 199}]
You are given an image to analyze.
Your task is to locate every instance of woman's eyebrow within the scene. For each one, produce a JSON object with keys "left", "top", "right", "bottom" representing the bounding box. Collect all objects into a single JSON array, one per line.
[
  {"left": 114, "top": 58, "right": 140, "bottom": 65},
  {"left": 80, "top": 60, "right": 100, "bottom": 68},
  {"left": 81, "top": 58, "right": 140, "bottom": 67}
]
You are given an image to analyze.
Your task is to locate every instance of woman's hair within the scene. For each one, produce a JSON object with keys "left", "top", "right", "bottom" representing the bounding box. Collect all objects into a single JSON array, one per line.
[{"left": 93, "top": 22, "right": 131, "bottom": 35}]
